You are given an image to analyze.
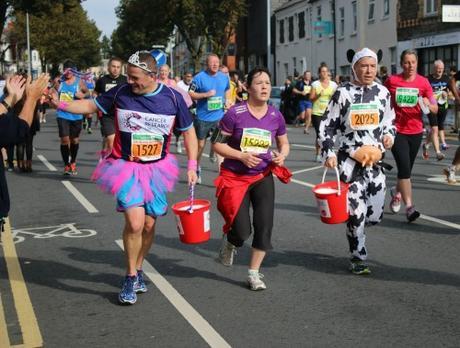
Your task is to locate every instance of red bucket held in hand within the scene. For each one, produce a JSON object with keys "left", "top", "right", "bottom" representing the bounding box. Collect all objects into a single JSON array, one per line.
[
  {"left": 312, "top": 167, "right": 349, "bottom": 224},
  {"left": 171, "top": 185, "right": 211, "bottom": 244}
]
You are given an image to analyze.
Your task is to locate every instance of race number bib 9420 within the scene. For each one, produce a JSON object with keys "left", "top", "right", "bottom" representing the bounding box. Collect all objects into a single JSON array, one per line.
[
  {"left": 395, "top": 87, "right": 418, "bottom": 107},
  {"left": 130, "top": 133, "right": 164, "bottom": 161},
  {"left": 349, "top": 103, "right": 379, "bottom": 131},
  {"left": 240, "top": 128, "right": 272, "bottom": 154}
]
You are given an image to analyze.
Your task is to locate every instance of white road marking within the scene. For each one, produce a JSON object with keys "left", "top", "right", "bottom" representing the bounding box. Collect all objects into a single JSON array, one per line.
[
  {"left": 291, "top": 166, "right": 323, "bottom": 175},
  {"left": 115, "top": 240, "right": 231, "bottom": 348},
  {"left": 427, "top": 175, "right": 460, "bottom": 186},
  {"left": 291, "top": 143, "right": 316, "bottom": 149},
  {"left": 61, "top": 181, "right": 99, "bottom": 213},
  {"left": 290, "top": 177, "right": 460, "bottom": 231},
  {"left": 37, "top": 154, "right": 57, "bottom": 171}
]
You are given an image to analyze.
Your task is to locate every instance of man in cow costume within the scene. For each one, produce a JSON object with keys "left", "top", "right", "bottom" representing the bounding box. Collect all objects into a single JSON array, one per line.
[{"left": 318, "top": 48, "right": 396, "bottom": 275}]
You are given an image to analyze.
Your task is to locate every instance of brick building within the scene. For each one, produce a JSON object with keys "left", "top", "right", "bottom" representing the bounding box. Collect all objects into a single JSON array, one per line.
[{"left": 397, "top": 0, "right": 460, "bottom": 75}]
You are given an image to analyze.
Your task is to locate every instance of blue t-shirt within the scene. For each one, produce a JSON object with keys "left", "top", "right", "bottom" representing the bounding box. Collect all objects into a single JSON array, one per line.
[
  {"left": 94, "top": 83, "right": 193, "bottom": 162},
  {"left": 190, "top": 70, "right": 230, "bottom": 122},
  {"left": 57, "top": 78, "right": 83, "bottom": 121}
]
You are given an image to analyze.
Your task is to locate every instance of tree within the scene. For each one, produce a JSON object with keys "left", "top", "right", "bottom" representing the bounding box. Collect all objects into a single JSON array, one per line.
[
  {"left": 101, "top": 35, "right": 111, "bottom": 60},
  {"left": 12, "top": 2, "right": 101, "bottom": 73},
  {"left": 111, "top": 0, "right": 246, "bottom": 71},
  {"left": 111, "top": 0, "right": 173, "bottom": 60}
]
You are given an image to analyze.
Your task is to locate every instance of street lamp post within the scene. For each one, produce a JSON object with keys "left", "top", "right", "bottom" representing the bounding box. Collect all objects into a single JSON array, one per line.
[
  {"left": 267, "top": 0, "right": 271, "bottom": 77},
  {"left": 26, "top": 12, "right": 32, "bottom": 76}
]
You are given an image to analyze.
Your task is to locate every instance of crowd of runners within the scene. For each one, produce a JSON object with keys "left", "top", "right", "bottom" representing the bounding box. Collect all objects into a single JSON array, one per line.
[{"left": 1, "top": 46, "right": 459, "bottom": 304}]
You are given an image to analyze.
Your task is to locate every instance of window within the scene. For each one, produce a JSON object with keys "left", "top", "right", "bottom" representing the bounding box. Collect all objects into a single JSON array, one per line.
[
  {"left": 279, "top": 19, "right": 284, "bottom": 44},
  {"left": 425, "top": 0, "right": 437, "bottom": 16},
  {"left": 293, "top": 57, "right": 297, "bottom": 76},
  {"left": 383, "top": 0, "right": 390, "bottom": 17},
  {"left": 317, "top": 5, "right": 322, "bottom": 38},
  {"left": 368, "top": 0, "right": 375, "bottom": 21},
  {"left": 339, "top": 7, "right": 344, "bottom": 37},
  {"left": 352, "top": 1, "right": 357, "bottom": 33},
  {"left": 298, "top": 11, "right": 305, "bottom": 38},
  {"left": 288, "top": 16, "right": 294, "bottom": 42},
  {"left": 390, "top": 47, "right": 397, "bottom": 74}
]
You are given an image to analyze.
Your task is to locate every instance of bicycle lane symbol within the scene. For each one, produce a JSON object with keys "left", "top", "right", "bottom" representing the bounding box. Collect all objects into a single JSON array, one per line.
[{"left": 1, "top": 223, "right": 97, "bottom": 245}]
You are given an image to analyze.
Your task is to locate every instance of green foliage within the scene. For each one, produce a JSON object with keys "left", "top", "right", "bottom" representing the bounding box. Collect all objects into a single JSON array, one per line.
[
  {"left": 111, "top": 0, "right": 174, "bottom": 60},
  {"left": 112, "top": 0, "right": 246, "bottom": 70},
  {"left": 12, "top": 2, "right": 101, "bottom": 70}
]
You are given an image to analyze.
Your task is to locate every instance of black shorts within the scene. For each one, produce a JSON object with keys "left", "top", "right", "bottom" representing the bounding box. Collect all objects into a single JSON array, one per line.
[
  {"left": 57, "top": 118, "right": 83, "bottom": 138},
  {"left": 427, "top": 108, "right": 448, "bottom": 130},
  {"left": 39, "top": 103, "right": 48, "bottom": 113},
  {"left": 101, "top": 115, "right": 116, "bottom": 137}
]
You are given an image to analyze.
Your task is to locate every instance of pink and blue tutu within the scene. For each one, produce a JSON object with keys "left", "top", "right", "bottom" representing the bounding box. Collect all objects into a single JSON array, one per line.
[{"left": 91, "top": 154, "right": 179, "bottom": 217}]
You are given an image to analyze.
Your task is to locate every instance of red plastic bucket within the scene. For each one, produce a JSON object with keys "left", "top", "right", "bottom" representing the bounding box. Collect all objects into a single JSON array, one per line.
[
  {"left": 312, "top": 168, "right": 349, "bottom": 224},
  {"left": 172, "top": 198, "right": 211, "bottom": 244}
]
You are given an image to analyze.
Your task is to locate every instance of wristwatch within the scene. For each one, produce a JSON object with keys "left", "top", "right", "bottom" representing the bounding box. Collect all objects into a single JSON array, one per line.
[{"left": 1, "top": 99, "right": 11, "bottom": 112}]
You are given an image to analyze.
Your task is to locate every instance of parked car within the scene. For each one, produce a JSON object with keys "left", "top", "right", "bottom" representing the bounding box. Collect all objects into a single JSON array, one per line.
[{"left": 269, "top": 86, "right": 283, "bottom": 110}]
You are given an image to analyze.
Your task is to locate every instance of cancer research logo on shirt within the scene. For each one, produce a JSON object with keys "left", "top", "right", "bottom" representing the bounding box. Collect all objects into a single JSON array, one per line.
[
  {"left": 117, "top": 108, "right": 175, "bottom": 134},
  {"left": 123, "top": 112, "right": 142, "bottom": 131}
]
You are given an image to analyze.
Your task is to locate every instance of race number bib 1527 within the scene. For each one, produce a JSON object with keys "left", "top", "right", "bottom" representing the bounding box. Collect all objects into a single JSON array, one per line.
[
  {"left": 395, "top": 87, "right": 418, "bottom": 107},
  {"left": 207, "top": 96, "right": 223, "bottom": 111},
  {"left": 349, "top": 103, "right": 379, "bottom": 131},
  {"left": 240, "top": 128, "right": 272, "bottom": 154},
  {"left": 130, "top": 133, "right": 164, "bottom": 161}
]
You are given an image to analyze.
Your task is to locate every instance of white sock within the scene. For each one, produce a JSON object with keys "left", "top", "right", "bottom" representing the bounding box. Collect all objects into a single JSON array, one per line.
[{"left": 248, "top": 269, "right": 259, "bottom": 275}]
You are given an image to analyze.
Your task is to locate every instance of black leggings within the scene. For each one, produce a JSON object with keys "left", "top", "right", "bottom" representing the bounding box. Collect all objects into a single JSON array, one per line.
[
  {"left": 16, "top": 134, "right": 34, "bottom": 161},
  {"left": 391, "top": 132, "right": 423, "bottom": 179},
  {"left": 227, "top": 174, "right": 275, "bottom": 251}
]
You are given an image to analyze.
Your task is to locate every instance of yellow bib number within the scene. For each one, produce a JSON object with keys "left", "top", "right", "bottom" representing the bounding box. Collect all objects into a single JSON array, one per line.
[{"left": 240, "top": 128, "right": 272, "bottom": 154}]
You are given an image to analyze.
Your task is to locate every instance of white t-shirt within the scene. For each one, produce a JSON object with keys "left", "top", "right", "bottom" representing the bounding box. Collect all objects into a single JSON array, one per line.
[{"left": 177, "top": 80, "right": 190, "bottom": 93}]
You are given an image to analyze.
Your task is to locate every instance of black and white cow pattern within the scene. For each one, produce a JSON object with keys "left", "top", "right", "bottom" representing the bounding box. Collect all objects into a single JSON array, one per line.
[{"left": 318, "top": 81, "right": 395, "bottom": 261}]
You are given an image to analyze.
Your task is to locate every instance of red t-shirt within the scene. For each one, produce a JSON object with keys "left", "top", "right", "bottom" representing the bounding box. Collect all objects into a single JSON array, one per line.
[{"left": 385, "top": 73, "right": 433, "bottom": 134}]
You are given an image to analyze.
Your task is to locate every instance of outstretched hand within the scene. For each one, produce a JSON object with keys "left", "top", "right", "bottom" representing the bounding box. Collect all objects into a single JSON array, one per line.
[
  {"left": 26, "top": 73, "right": 50, "bottom": 101},
  {"left": 5, "top": 74, "right": 26, "bottom": 104}
]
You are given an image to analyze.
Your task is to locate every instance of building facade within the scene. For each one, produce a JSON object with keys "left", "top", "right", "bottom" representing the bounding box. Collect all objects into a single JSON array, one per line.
[
  {"left": 274, "top": 0, "right": 398, "bottom": 85},
  {"left": 397, "top": 0, "right": 460, "bottom": 76}
]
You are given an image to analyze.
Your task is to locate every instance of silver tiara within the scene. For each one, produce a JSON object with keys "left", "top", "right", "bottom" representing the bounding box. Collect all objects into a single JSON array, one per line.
[{"left": 128, "top": 51, "right": 153, "bottom": 73}]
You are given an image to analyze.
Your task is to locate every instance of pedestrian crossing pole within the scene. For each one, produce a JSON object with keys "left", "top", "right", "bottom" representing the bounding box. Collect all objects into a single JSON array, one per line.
[{"left": 267, "top": 0, "right": 271, "bottom": 79}]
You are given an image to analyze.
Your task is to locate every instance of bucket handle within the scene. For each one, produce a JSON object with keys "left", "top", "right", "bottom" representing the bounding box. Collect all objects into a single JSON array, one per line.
[
  {"left": 188, "top": 184, "right": 195, "bottom": 213},
  {"left": 321, "top": 166, "right": 342, "bottom": 196}
]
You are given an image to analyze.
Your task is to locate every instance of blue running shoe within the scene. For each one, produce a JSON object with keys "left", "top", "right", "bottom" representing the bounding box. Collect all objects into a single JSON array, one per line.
[
  {"left": 134, "top": 270, "right": 148, "bottom": 293},
  {"left": 118, "top": 275, "right": 137, "bottom": 305}
]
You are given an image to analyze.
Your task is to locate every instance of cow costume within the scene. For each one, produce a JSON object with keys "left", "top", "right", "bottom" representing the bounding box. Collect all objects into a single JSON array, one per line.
[{"left": 318, "top": 48, "right": 396, "bottom": 274}]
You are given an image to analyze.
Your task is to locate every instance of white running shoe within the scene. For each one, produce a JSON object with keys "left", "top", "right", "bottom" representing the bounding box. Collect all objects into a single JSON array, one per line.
[
  {"left": 444, "top": 166, "right": 457, "bottom": 184},
  {"left": 315, "top": 154, "right": 322, "bottom": 163},
  {"left": 196, "top": 166, "right": 202, "bottom": 185},
  {"left": 389, "top": 187, "right": 401, "bottom": 213},
  {"left": 218, "top": 235, "right": 236, "bottom": 266},
  {"left": 247, "top": 271, "right": 266, "bottom": 291}
]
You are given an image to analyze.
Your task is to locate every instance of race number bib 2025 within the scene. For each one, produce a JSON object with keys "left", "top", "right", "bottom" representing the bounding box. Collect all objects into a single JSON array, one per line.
[
  {"left": 130, "top": 133, "right": 164, "bottom": 161},
  {"left": 240, "top": 128, "right": 272, "bottom": 154},
  {"left": 207, "top": 96, "right": 223, "bottom": 111},
  {"left": 303, "top": 86, "right": 311, "bottom": 94},
  {"left": 395, "top": 87, "right": 418, "bottom": 107},
  {"left": 349, "top": 103, "right": 379, "bottom": 131}
]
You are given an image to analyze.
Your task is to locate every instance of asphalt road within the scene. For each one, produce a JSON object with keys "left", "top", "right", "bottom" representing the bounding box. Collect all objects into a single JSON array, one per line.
[{"left": 1, "top": 111, "right": 459, "bottom": 347}]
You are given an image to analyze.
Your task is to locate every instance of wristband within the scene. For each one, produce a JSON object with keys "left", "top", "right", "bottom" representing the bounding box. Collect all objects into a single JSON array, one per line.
[
  {"left": 58, "top": 101, "right": 69, "bottom": 110},
  {"left": 1, "top": 99, "right": 11, "bottom": 112},
  {"left": 187, "top": 159, "right": 198, "bottom": 171}
]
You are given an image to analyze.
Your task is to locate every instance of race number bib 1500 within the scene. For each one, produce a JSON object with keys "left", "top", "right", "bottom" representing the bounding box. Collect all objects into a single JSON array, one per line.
[
  {"left": 240, "top": 128, "right": 272, "bottom": 154},
  {"left": 349, "top": 103, "right": 379, "bottom": 131},
  {"left": 395, "top": 87, "right": 418, "bottom": 107},
  {"left": 207, "top": 96, "right": 223, "bottom": 111},
  {"left": 131, "top": 133, "right": 164, "bottom": 161}
]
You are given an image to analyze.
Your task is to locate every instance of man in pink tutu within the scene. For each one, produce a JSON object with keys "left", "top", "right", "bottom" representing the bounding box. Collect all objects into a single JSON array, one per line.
[{"left": 50, "top": 51, "right": 198, "bottom": 305}]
